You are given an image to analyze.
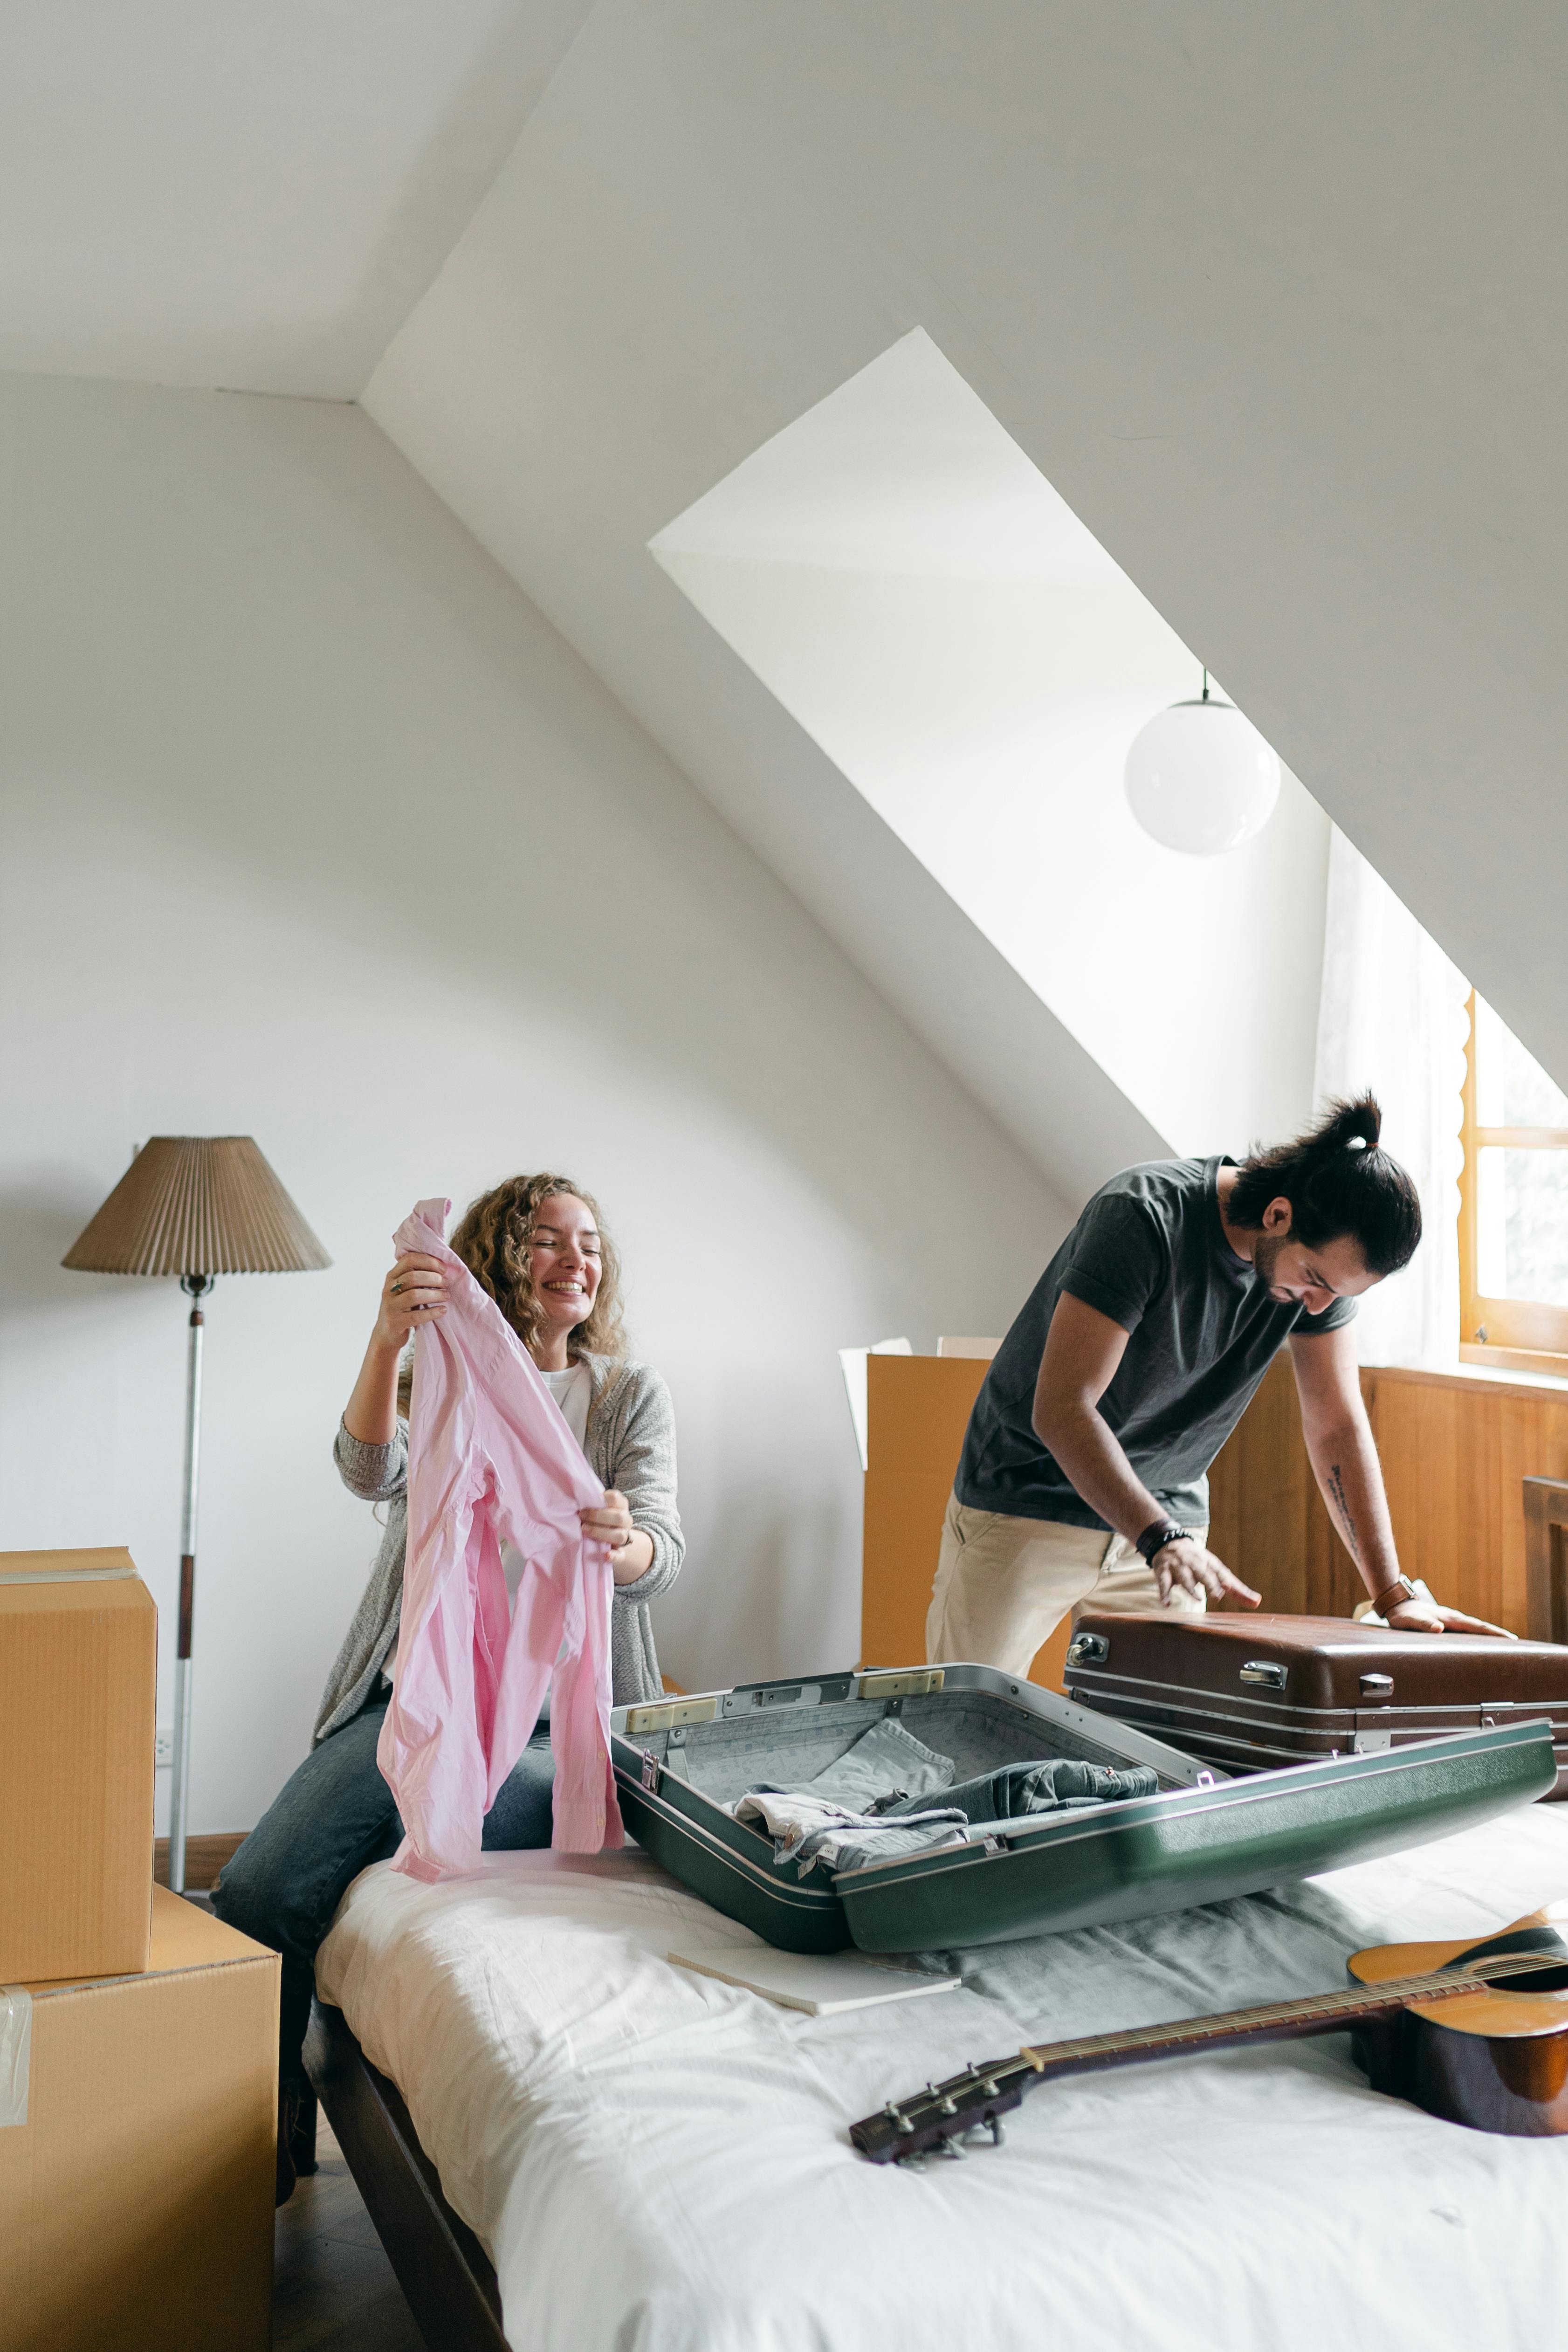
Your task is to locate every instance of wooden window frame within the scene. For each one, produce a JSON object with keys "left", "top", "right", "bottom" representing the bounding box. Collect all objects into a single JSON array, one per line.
[{"left": 1458, "top": 987, "right": 1568, "bottom": 1375}]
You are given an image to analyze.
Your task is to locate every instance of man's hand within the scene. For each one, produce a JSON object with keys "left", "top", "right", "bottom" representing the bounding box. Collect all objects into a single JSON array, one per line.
[
  {"left": 1382, "top": 1596, "right": 1516, "bottom": 1638},
  {"left": 1153, "top": 1537, "right": 1261, "bottom": 1610}
]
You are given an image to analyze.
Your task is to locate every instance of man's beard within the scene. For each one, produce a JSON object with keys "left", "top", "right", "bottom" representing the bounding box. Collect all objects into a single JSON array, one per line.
[{"left": 1252, "top": 1231, "right": 1289, "bottom": 1293}]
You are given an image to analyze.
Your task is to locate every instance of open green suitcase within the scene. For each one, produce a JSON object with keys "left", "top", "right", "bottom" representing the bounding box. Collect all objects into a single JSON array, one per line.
[{"left": 610, "top": 1663, "right": 1556, "bottom": 1954}]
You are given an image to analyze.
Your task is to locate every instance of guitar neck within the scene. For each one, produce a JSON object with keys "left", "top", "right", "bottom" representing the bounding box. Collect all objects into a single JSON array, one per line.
[
  {"left": 1021, "top": 1961, "right": 1508, "bottom": 2086},
  {"left": 850, "top": 1946, "right": 1558, "bottom": 2161}
]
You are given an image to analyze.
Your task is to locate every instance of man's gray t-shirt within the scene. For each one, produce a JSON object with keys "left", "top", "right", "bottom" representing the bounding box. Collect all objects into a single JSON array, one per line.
[{"left": 956, "top": 1156, "right": 1357, "bottom": 1532}]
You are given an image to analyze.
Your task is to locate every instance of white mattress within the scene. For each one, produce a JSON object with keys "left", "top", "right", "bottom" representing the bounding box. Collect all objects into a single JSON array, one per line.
[{"left": 316, "top": 1808, "right": 1568, "bottom": 2352}]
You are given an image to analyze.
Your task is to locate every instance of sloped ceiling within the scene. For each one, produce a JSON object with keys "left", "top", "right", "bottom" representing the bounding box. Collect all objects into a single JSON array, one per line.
[
  {"left": 362, "top": 0, "right": 1568, "bottom": 1125},
  {"left": 5, "top": 2, "right": 1563, "bottom": 1172},
  {"left": 0, "top": 0, "right": 591, "bottom": 396}
]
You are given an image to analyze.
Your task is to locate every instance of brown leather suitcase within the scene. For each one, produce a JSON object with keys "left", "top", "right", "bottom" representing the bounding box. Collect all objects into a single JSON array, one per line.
[{"left": 1063, "top": 1611, "right": 1568, "bottom": 1798}]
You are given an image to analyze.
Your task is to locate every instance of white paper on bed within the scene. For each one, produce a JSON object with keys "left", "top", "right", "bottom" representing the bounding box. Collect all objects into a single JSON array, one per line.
[
  {"left": 317, "top": 1817, "right": 1568, "bottom": 2352},
  {"left": 667, "top": 1945, "right": 961, "bottom": 2014}
]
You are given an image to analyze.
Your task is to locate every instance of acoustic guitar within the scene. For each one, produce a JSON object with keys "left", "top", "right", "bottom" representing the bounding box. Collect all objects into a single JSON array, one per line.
[{"left": 851, "top": 1902, "right": 1568, "bottom": 2163}]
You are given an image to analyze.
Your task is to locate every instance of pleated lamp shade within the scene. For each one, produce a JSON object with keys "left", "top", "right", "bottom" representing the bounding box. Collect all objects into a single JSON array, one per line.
[{"left": 62, "top": 1137, "right": 331, "bottom": 1277}]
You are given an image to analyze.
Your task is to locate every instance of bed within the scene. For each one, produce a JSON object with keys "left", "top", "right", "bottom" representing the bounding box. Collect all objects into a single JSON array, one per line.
[{"left": 312, "top": 1806, "right": 1568, "bottom": 2352}]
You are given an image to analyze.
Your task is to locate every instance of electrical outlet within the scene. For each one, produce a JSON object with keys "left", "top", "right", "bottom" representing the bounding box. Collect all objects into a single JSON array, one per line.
[{"left": 155, "top": 1725, "right": 173, "bottom": 1768}]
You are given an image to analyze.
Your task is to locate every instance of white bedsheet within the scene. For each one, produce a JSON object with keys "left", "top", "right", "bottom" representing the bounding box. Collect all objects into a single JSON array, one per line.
[{"left": 316, "top": 1808, "right": 1568, "bottom": 2352}]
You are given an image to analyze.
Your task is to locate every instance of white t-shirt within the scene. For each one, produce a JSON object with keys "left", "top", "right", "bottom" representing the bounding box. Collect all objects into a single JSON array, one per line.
[
  {"left": 501, "top": 1362, "right": 592, "bottom": 1603},
  {"left": 383, "top": 1359, "right": 594, "bottom": 1685}
]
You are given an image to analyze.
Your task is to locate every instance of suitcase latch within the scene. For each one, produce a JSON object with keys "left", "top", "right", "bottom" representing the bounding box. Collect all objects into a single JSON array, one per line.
[
  {"left": 1239, "top": 1660, "right": 1287, "bottom": 1691},
  {"left": 1066, "top": 1631, "right": 1109, "bottom": 1667},
  {"left": 1359, "top": 1673, "right": 1395, "bottom": 1700},
  {"left": 625, "top": 1695, "right": 719, "bottom": 1735},
  {"left": 640, "top": 1748, "right": 660, "bottom": 1792},
  {"left": 858, "top": 1668, "right": 944, "bottom": 1700}
]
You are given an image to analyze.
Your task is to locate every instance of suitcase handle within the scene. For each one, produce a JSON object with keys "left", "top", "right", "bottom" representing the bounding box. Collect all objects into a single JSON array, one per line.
[
  {"left": 1239, "top": 1660, "right": 1288, "bottom": 1690},
  {"left": 720, "top": 1673, "right": 860, "bottom": 1716}
]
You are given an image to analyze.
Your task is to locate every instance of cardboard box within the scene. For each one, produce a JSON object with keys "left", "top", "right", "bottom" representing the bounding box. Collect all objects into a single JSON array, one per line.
[
  {"left": 0, "top": 1886, "right": 278, "bottom": 2352},
  {"left": 861, "top": 1355, "right": 1073, "bottom": 1692},
  {"left": 0, "top": 1546, "right": 156, "bottom": 1980}
]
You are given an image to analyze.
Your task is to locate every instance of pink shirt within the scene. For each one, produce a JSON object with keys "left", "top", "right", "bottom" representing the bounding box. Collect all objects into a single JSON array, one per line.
[{"left": 377, "top": 1197, "right": 624, "bottom": 1878}]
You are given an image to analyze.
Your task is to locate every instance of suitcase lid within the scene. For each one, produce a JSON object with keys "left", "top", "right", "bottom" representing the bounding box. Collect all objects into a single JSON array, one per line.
[
  {"left": 612, "top": 1661, "right": 1215, "bottom": 1785},
  {"left": 830, "top": 1718, "right": 1558, "bottom": 1897},
  {"left": 1065, "top": 1610, "right": 1568, "bottom": 1713}
]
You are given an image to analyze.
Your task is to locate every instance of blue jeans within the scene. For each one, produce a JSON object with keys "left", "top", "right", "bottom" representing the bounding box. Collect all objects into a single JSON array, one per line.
[{"left": 213, "top": 1693, "right": 556, "bottom": 2092}]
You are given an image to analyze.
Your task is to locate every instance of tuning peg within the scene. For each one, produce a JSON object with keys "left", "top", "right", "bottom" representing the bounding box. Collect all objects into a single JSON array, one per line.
[{"left": 933, "top": 2134, "right": 966, "bottom": 2160}]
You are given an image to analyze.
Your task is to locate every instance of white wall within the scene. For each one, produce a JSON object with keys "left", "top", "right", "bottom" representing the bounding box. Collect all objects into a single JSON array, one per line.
[{"left": 0, "top": 372, "right": 1070, "bottom": 1833}]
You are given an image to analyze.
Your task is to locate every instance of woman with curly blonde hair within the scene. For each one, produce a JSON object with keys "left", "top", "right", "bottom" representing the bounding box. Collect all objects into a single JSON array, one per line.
[{"left": 215, "top": 1173, "right": 684, "bottom": 2197}]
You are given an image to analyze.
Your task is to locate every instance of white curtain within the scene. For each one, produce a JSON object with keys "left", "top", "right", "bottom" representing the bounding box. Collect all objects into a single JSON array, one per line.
[{"left": 1312, "top": 827, "right": 1469, "bottom": 1369}]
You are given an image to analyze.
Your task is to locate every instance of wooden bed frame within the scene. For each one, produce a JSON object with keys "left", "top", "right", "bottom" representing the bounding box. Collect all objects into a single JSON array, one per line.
[{"left": 303, "top": 2000, "right": 510, "bottom": 2352}]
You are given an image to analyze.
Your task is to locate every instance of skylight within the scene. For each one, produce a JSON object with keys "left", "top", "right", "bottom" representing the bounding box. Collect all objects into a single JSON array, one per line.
[{"left": 650, "top": 329, "right": 1330, "bottom": 1160}]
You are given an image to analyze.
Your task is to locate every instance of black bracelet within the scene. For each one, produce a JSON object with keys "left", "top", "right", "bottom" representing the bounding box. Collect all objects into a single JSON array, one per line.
[{"left": 1135, "top": 1518, "right": 1192, "bottom": 1565}]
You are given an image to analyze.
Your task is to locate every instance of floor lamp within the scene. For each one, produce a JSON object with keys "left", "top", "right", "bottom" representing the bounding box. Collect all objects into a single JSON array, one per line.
[{"left": 63, "top": 1137, "right": 330, "bottom": 1894}]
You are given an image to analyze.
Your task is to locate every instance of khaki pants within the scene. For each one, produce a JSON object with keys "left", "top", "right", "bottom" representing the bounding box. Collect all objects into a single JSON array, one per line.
[{"left": 925, "top": 1495, "right": 1207, "bottom": 1678}]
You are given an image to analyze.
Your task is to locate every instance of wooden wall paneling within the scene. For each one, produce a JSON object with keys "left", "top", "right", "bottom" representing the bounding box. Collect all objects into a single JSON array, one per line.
[
  {"left": 1466, "top": 1383, "right": 1505, "bottom": 1628},
  {"left": 1205, "top": 1355, "right": 1360, "bottom": 1616},
  {"left": 862, "top": 1347, "right": 1568, "bottom": 1668},
  {"left": 1371, "top": 1375, "right": 1458, "bottom": 1608},
  {"left": 1210, "top": 1358, "right": 1568, "bottom": 1637},
  {"left": 1500, "top": 1408, "right": 1540, "bottom": 1632},
  {"left": 154, "top": 1830, "right": 247, "bottom": 1891}
]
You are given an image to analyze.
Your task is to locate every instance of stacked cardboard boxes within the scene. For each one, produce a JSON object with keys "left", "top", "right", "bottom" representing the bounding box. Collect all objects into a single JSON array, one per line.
[{"left": 0, "top": 1548, "right": 276, "bottom": 2352}]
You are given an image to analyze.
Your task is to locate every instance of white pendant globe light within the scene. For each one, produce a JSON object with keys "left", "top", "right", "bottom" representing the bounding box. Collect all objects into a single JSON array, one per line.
[{"left": 1124, "top": 672, "right": 1282, "bottom": 854}]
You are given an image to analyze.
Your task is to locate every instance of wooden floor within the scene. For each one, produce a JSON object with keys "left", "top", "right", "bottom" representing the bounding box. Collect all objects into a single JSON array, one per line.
[{"left": 273, "top": 2114, "right": 426, "bottom": 2352}]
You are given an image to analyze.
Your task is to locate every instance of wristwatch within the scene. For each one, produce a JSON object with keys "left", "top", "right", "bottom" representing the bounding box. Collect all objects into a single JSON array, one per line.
[
  {"left": 1136, "top": 1519, "right": 1192, "bottom": 1566},
  {"left": 1369, "top": 1573, "right": 1417, "bottom": 1616}
]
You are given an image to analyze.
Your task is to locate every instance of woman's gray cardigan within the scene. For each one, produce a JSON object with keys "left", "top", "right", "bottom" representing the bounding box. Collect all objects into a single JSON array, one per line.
[{"left": 316, "top": 1354, "right": 683, "bottom": 1742}]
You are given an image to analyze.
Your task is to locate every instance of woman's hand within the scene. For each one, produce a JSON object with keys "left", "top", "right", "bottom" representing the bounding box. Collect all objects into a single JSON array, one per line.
[
  {"left": 1153, "top": 1537, "right": 1262, "bottom": 1610},
  {"left": 372, "top": 1252, "right": 447, "bottom": 1354},
  {"left": 581, "top": 1491, "right": 653, "bottom": 1585}
]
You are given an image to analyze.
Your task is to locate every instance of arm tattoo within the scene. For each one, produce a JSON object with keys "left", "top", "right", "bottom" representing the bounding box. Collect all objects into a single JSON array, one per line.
[{"left": 1327, "top": 1463, "right": 1360, "bottom": 1563}]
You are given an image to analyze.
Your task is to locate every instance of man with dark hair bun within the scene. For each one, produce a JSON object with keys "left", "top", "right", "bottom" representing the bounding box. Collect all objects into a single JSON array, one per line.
[{"left": 927, "top": 1095, "right": 1508, "bottom": 1675}]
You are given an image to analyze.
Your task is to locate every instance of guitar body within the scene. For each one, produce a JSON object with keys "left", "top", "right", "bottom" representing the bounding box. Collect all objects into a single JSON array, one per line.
[{"left": 1347, "top": 1904, "right": 1568, "bottom": 2137}]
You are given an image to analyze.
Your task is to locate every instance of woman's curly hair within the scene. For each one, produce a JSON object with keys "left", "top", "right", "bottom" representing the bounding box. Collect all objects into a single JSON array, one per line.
[
  {"left": 449, "top": 1172, "right": 626, "bottom": 1363},
  {"left": 396, "top": 1172, "right": 625, "bottom": 1419}
]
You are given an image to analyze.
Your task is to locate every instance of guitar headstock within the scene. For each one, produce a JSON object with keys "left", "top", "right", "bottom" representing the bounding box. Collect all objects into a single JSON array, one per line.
[{"left": 849, "top": 2056, "right": 1034, "bottom": 2164}]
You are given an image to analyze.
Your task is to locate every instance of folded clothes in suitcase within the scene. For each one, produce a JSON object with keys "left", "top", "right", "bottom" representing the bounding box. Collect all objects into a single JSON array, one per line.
[
  {"left": 611, "top": 1662, "right": 1555, "bottom": 1954},
  {"left": 1063, "top": 1611, "right": 1568, "bottom": 1797}
]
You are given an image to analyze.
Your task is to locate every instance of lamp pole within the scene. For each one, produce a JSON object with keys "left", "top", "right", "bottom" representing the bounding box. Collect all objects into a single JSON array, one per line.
[
  {"left": 62, "top": 1137, "right": 332, "bottom": 1899},
  {"left": 168, "top": 1272, "right": 213, "bottom": 1897}
]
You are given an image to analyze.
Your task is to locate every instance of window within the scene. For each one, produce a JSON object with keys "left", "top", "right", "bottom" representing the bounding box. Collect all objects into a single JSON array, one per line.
[{"left": 1459, "top": 991, "right": 1568, "bottom": 1369}]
